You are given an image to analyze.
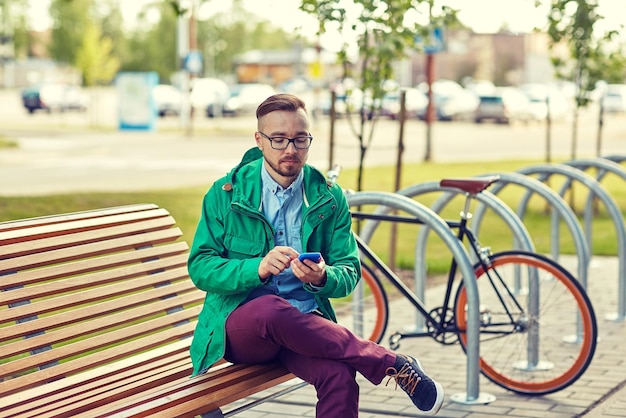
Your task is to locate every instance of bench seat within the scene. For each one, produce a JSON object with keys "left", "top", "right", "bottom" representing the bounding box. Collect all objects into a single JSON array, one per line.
[{"left": 0, "top": 204, "right": 295, "bottom": 418}]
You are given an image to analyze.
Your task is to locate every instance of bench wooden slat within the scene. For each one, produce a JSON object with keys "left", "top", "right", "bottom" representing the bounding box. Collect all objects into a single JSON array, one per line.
[
  {"left": 1, "top": 289, "right": 202, "bottom": 358},
  {"left": 0, "top": 257, "right": 190, "bottom": 322},
  {"left": 0, "top": 224, "right": 182, "bottom": 277},
  {"left": 0, "top": 320, "right": 197, "bottom": 397},
  {"left": 0, "top": 204, "right": 160, "bottom": 233},
  {"left": 1, "top": 339, "right": 193, "bottom": 416},
  {"left": 0, "top": 207, "right": 173, "bottom": 246},
  {"left": 7, "top": 355, "right": 193, "bottom": 418},
  {"left": 1, "top": 306, "right": 200, "bottom": 381},
  {"left": 0, "top": 239, "right": 189, "bottom": 291},
  {"left": 95, "top": 364, "right": 295, "bottom": 418},
  {"left": 0, "top": 245, "right": 186, "bottom": 304},
  {"left": 1, "top": 280, "right": 202, "bottom": 342}
]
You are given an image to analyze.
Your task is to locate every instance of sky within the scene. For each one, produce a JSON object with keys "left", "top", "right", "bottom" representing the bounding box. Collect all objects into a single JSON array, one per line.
[{"left": 29, "top": 0, "right": 625, "bottom": 38}]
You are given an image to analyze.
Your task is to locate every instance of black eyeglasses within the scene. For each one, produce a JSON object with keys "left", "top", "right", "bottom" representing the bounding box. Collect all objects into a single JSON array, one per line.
[{"left": 258, "top": 131, "right": 313, "bottom": 150}]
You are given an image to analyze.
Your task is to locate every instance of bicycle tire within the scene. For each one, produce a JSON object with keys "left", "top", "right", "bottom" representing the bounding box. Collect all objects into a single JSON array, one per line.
[
  {"left": 332, "top": 263, "right": 389, "bottom": 343},
  {"left": 454, "top": 250, "right": 597, "bottom": 395}
]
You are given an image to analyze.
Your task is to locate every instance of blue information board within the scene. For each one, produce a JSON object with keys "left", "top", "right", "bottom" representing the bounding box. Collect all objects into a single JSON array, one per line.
[{"left": 116, "top": 72, "right": 159, "bottom": 131}]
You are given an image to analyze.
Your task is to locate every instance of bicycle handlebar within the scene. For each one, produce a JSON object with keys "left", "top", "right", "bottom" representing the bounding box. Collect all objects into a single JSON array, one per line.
[{"left": 326, "top": 164, "right": 342, "bottom": 185}]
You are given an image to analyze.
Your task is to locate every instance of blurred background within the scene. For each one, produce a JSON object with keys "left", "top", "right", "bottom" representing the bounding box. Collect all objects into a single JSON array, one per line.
[{"left": 0, "top": 0, "right": 624, "bottom": 143}]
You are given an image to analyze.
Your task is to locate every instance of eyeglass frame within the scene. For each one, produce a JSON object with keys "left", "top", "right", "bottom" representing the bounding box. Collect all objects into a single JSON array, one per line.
[{"left": 257, "top": 131, "right": 314, "bottom": 150}]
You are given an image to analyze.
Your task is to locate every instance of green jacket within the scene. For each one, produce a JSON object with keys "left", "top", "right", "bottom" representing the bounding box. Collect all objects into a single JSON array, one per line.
[{"left": 187, "top": 147, "right": 361, "bottom": 376}]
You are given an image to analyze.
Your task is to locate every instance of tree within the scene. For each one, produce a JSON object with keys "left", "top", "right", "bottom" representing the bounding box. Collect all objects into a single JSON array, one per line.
[
  {"left": 75, "top": 23, "right": 119, "bottom": 86},
  {"left": 48, "top": 0, "right": 93, "bottom": 65},
  {"left": 1, "top": 0, "right": 29, "bottom": 59},
  {"left": 194, "top": 0, "right": 299, "bottom": 79},
  {"left": 544, "top": 0, "right": 625, "bottom": 159},
  {"left": 122, "top": 1, "right": 178, "bottom": 82},
  {"left": 300, "top": 0, "right": 458, "bottom": 192}
]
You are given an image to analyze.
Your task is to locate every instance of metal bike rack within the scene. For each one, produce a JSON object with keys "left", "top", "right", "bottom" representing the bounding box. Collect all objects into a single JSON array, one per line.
[
  {"left": 375, "top": 181, "right": 537, "bottom": 332},
  {"left": 602, "top": 154, "right": 626, "bottom": 165},
  {"left": 517, "top": 163, "right": 626, "bottom": 321},
  {"left": 560, "top": 158, "right": 626, "bottom": 322},
  {"left": 565, "top": 157, "right": 626, "bottom": 264},
  {"left": 346, "top": 191, "right": 495, "bottom": 405},
  {"left": 472, "top": 171, "right": 590, "bottom": 289},
  {"left": 471, "top": 171, "right": 591, "bottom": 345}
]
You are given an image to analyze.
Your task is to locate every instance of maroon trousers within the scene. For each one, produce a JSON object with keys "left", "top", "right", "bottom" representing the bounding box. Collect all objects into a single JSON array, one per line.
[{"left": 224, "top": 295, "right": 396, "bottom": 418}]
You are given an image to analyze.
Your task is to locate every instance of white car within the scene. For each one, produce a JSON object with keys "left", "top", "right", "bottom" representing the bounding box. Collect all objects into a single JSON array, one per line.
[
  {"left": 474, "top": 87, "right": 531, "bottom": 124},
  {"left": 190, "top": 78, "right": 230, "bottom": 115},
  {"left": 417, "top": 80, "right": 479, "bottom": 121},
  {"left": 520, "top": 83, "right": 571, "bottom": 121},
  {"left": 380, "top": 88, "right": 428, "bottom": 119},
  {"left": 602, "top": 84, "right": 626, "bottom": 113},
  {"left": 152, "top": 84, "right": 182, "bottom": 117},
  {"left": 222, "top": 83, "right": 276, "bottom": 116}
]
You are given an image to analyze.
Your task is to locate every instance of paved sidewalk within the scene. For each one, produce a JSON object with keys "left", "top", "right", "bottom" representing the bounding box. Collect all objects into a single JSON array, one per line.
[{"left": 221, "top": 256, "right": 626, "bottom": 418}]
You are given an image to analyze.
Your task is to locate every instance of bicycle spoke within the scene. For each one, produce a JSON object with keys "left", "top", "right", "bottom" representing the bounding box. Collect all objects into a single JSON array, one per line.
[{"left": 454, "top": 251, "right": 597, "bottom": 395}]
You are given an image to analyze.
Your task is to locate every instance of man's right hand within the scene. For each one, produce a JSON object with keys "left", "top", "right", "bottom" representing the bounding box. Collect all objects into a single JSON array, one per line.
[{"left": 258, "top": 246, "right": 298, "bottom": 281}]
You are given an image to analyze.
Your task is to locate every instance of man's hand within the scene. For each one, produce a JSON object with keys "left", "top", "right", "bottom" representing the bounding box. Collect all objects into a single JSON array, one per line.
[
  {"left": 258, "top": 246, "right": 298, "bottom": 281},
  {"left": 292, "top": 254, "right": 327, "bottom": 287}
]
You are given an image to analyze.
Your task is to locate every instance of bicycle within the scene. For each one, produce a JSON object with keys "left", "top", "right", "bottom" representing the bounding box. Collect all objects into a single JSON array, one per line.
[{"left": 328, "top": 170, "right": 598, "bottom": 396}]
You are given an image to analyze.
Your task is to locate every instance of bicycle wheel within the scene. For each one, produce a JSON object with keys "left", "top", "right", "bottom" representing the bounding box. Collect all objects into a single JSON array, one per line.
[
  {"left": 331, "top": 263, "right": 389, "bottom": 343},
  {"left": 454, "top": 250, "right": 597, "bottom": 395}
]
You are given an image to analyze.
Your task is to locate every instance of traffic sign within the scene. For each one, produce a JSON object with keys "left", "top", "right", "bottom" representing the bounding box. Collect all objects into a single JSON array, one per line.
[
  {"left": 416, "top": 27, "right": 445, "bottom": 55},
  {"left": 183, "top": 50, "right": 203, "bottom": 74}
]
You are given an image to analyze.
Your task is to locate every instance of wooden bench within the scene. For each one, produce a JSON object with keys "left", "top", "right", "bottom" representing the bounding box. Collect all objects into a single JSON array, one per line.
[{"left": 0, "top": 203, "right": 298, "bottom": 418}]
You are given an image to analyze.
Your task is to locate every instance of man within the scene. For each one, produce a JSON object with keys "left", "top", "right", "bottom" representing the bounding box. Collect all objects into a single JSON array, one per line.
[{"left": 188, "top": 93, "right": 443, "bottom": 417}]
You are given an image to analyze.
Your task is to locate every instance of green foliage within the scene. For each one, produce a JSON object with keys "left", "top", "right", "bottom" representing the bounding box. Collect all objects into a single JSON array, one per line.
[
  {"left": 195, "top": 2, "right": 298, "bottom": 78},
  {"left": 75, "top": 23, "right": 120, "bottom": 86},
  {"left": 2, "top": 0, "right": 29, "bottom": 59},
  {"left": 546, "top": 0, "right": 626, "bottom": 106},
  {"left": 0, "top": 135, "right": 17, "bottom": 148},
  {"left": 120, "top": 1, "right": 178, "bottom": 82},
  {"left": 300, "top": 1, "right": 459, "bottom": 191},
  {"left": 48, "top": 0, "right": 93, "bottom": 65}
]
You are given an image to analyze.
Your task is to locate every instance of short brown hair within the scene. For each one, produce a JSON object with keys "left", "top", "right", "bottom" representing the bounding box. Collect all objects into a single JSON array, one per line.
[{"left": 256, "top": 93, "right": 307, "bottom": 119}]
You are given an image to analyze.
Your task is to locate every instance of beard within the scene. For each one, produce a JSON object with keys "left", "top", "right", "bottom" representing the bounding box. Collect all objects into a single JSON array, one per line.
[{"left": 265, "top": 155, "right": 304, "bottom": 179}]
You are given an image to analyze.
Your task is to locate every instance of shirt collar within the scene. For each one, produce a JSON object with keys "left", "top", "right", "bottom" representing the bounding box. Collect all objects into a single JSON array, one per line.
[{"left": 261, "top": 163, "right": 303, "bottom": 195}]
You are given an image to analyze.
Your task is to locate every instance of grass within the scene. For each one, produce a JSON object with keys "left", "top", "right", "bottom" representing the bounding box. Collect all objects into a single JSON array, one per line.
[
  {"left": 1, "top": 159, "right": 623, "bottom": 275},
  {"left": 0, "top": 135, "right": 18, "bottom": 148}
]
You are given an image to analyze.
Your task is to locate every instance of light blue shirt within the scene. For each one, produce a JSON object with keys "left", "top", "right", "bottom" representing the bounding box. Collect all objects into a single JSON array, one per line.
[{"left": 242, "top": 164, "right": 318, "bottom": 313}]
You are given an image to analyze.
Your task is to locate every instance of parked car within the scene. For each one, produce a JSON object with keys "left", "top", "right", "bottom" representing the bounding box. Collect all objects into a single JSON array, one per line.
[
  {"left": 601, "top": 84, "right": 626, "bottom": 114},
  {"left": 380, "top": 88, "right": 428, "bottom": 119},
  {"left": 519, "top": 83, "right": 571, "bottom": 121},
  {"left": 152, "top": 84, "right": 182, "bottom": 117},
  {"left": 474, "top": 87, "right": 531, "bottom": 124},
  {"left": 190, "top": 78, "right": 230, "bottom": 116},
  {"left": 217, "top": 83, "right": 276, "bottom": 116},
  {"left": 21, "top": 83, "right": 89, "bottom": 114},
  {"left": 315, "top": 87, "right": 364, "bottom": 117},
  {"left": 417, "top": 80, "right": 479, "bottom": 121}
]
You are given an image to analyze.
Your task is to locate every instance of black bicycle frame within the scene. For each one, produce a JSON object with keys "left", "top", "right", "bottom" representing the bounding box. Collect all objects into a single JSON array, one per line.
[{"left": 351, "top": 211, "right": 472, "bottom": 336}]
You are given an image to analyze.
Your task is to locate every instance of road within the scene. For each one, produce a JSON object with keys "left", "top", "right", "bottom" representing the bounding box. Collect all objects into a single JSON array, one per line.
[{"left": 1, "top": 87, "right": 625, "bottom": 195}]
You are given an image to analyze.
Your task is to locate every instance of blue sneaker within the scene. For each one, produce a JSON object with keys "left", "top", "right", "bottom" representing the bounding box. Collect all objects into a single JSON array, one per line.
[{"left": 385, "top": 354, "right": 444, "bottom": 415}]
